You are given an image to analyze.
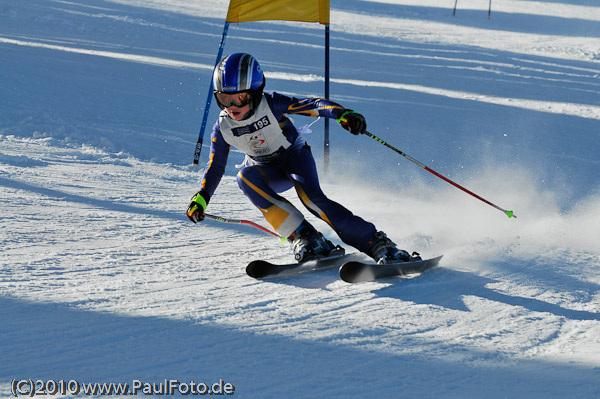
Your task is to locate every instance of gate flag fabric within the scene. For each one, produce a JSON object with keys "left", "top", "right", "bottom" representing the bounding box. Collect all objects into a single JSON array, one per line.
[{"left": 226, "top": 0, "right": 330, "bottom": 24}]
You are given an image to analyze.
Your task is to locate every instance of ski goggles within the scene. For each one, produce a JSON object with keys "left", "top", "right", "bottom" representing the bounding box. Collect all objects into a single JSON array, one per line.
[{"left": 215, "top": 92, "right": 251, "bottom": 108}]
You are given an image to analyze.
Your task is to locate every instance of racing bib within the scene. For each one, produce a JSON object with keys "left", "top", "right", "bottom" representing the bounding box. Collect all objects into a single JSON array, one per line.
[{"left": 218, "top": 97, "right": 291, "bottom": 161}]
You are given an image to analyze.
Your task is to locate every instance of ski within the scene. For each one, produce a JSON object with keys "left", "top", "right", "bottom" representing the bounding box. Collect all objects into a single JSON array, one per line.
[
  {"left": 247, "top": 252, "right": 363, "bottom": 279},
  {"left": 339, "top": 255, "right": 443, "bottom": 283}
]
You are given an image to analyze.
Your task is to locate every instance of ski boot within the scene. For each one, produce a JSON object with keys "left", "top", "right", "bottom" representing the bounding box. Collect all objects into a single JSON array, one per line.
[
  {"left": 366, "top": 231, "right": 421, "bottom": 264},
  {"left": 289, "top": 222, "right": 344, "bottom": 263}
]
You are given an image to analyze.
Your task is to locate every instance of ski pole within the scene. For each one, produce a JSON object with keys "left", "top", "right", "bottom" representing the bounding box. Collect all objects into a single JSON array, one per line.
[
  {"left": 363, "top": 131, "right": 516, "bottom": 218},
  {"left": 204, "top": 213, "right": 286, "bottom": 240}
]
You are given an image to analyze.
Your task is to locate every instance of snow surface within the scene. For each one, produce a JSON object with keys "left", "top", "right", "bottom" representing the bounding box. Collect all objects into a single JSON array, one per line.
[{"left": 1, "top": 0, "right": 600, "bottom": 397}]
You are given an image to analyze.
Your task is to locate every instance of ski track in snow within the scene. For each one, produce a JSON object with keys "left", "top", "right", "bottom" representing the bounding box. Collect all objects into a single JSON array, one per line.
[{"left": 2, "top": 0, "right": 600, "bottom": 398}]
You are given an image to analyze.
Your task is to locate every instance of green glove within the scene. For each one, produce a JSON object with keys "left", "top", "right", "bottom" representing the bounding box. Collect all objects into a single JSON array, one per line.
[{"left": 187, "top": 192, "right": 208, "bottom": 223}]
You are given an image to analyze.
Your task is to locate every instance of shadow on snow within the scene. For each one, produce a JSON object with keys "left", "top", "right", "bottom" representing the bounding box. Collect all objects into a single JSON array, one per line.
[{"left": 1, "top": 296, "right": 599, "bottom": 399}]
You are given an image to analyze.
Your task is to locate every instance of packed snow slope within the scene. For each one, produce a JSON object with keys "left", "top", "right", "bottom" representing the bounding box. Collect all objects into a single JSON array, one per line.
[{"left": 1, "top": 0, "right": 600, "bottom": 397}]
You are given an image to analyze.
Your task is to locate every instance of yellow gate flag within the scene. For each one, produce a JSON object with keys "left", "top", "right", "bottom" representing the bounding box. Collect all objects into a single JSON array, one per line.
[{"left": 226, "top": 0, "right": 330, "bottom": 24}]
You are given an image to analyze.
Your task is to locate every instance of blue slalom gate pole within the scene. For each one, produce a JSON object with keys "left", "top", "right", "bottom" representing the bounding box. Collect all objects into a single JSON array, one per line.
[
  {"left": 191, "top": 22, "right": 230, "bottom": 167},
  {"left": 324, "top": 23, "right": 331, "bottom": 174}
]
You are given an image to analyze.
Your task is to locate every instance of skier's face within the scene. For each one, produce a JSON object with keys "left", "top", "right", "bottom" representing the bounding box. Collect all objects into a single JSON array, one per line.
[
  {"left": 217, "top": 92, "right": 252, "bottom": 120},
  {"left": 224, "top": 103, "right": 251, "bottom": 120}
]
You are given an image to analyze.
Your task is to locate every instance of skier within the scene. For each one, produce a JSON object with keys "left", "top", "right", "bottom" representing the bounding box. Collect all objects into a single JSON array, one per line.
[{"left": 187, "top": 53, "right": 417, "bottom": 264}]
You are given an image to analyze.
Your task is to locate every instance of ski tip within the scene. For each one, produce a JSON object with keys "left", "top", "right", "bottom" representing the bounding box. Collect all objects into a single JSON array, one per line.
[
  {"left": 339, "top": 255, "right": 444, "bottom": 284},
  {"left": 339, "top": 261, "right": 375, "bottom": 283},
  {"left": 506, "top": 210, "right": 516, "bottom": 219},
  {"left": 246, "top": 260, "right": 268, "bottom": 279}
]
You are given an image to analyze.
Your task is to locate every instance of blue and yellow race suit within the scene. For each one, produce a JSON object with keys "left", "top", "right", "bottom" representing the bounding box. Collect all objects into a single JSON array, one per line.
[{"left": 198, "top": 91, "right": 377, "bottom": 253}]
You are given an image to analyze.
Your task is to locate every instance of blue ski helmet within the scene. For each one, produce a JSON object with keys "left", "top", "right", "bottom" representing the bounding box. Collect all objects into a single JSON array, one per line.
[{"left": 213, "top": 53, "right": 265, "bottom": 110}]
